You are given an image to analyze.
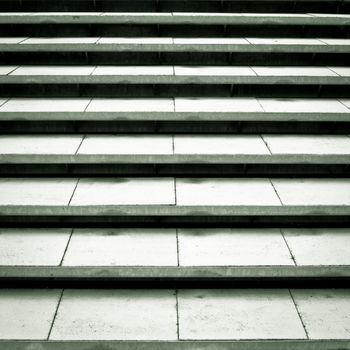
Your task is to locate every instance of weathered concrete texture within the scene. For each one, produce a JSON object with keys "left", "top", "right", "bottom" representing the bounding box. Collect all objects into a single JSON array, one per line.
[
  {"left": 283, "top": 229, "right": 350, "bottom": 266},
  {"left": 0, "top": 289, "right": 61, "bottom": 339},
  {"left": 50, "top": 289, "right": 177, "bottom": 340},
  {"left": 0, "top": 228, "right": 70, "bottom": 266},
  {"left": 262, "top": 135, "right": 350, "bottom": 154},
  {"left": 174, "top": 135, "right": 270, "bottom": 155},
  {"left": 176, "top": 178, "right": 281, "bottom": 205},
  {"left": 70, "top": 178, "right": 175, "bottom": 205},
  {"left": 63, "top": 228, "right": 177, "bottom": 266},
  {"left": 0, "top": 135, "right": 83, "bottom": 154},
  {"left": 0, "top": 178, "right": 77, "bottom": 205},
  {"left": 178, "top": 228, "right": 294, "bottom": 266},
  {"left": 292, "top": 290, "right": 350, "bottom": 339},
  {"left": 78, "top": 135, "right": 173, "bottom": 155},
  {"left": 272, "top": 179, "right": 350, "bottom": 205},
  {"left": 178, "top": 289, "right": 306, "bottom": 340}
]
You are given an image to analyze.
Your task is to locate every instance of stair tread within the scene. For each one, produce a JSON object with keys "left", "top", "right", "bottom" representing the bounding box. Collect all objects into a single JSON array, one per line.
[
  {"left": 0, "top": 228, "right": 349, "bottom": 268},
  {"left": 1, "top": 37, "right": 350, "bottom": 52},
  {"left": 1, "top": 134, "right": 350, "bottom": 164},
  {"left": 0, "top": 177, "right": 349, "bottom": 216},
  {"left": 0, "top": 12, "right": 349, "bottom": 25},
  {"left": 0, "top": 288, "right": 349, "bottom": 340}
]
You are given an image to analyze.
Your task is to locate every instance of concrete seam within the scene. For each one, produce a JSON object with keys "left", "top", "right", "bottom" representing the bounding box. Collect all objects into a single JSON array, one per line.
[
  {"left": 175, "top": 289, "right": 180, "bottom": 340},
  {"left": 318, "top": 38, "right": 329, "bottom": 45},
  {"left": 338, "top": 99, "right": 350, "bottom": 110},
  {"left": 256, "top": 98, "right": 266, "bottom": 112},
  {"left": 6, "top": 66, "right": 19, "bottom": 75},
  {"left": 260, "top": 135, "right": 272, "bottom": 155},
  {"left": 172, "top": 97, "right": 176, "bottom": 112},
  {"left": 289, "top": 289, "right": 310, "bottom": 340},
  {"left": 172, "top": 134, "right": 175, "bottom": 155},
  {"left": 47, "top": 289, "right": 64, "bottom": 340},
  {"left": 280, "top": 228, "right": 297, "bottom": 266},
  {"left": 0, "top": 97, "right": 9, "bottom": 108},
  {"left": 328, "top": 66, "right": 341, "bottom": 77},
  {"left": 68, "top": 179, "right": 80, "bottom": 206},
  {"left": 176, "top": 228, "right": 180, "bottom": 267},
  {"left": 269, "top": 178, "right": 284, "bottom": 205},
  {"left": 60, "top": 228, "right": 74, "bottom": 266},
  {"left": 174, "top": 177, "right": 177, "bottom": 205},
  {"left": 90, "top": 65, "right": 98, "bottom": 75},
  {"left": 250, "top": 66, "right": 259, "bottom": 77},
  {"left": 75, "top": 135, "right": 86, "bottom": 155},
  {"left": 84, "top": 98, "right": 93, "bottom": 112},
  {"left": 18, "top": 37, "right": 28, "bottom": 44}
]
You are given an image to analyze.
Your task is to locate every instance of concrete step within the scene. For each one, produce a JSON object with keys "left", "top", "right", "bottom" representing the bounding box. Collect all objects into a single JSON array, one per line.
[
  {"left": 0, "top": 97, "right": 349, "bottom": 121},
  {"left": 0, "top": 134, "right": 349, "bottom": 164},
  {"left": 1, "top": 65, "right": 349, "bottom": 85},
  {"left": 0, "top": 228, "right": 350, "bottom": 279},
  {"left": 0, "top": 288, "right": 349, "bottom": 342},
  {"left": 1, "top": 37, "right": 350, "bottom": 53},
  {"left": 0, "top": 177, "right": 349, "bottom": 216},
  {"left": 1, "top": 12, "right": 350, "bottom": 25}
]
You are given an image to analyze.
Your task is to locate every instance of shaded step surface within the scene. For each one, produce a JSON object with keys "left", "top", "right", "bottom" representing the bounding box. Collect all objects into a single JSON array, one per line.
[
  {"left": 0, "top": 177, "right": 350, "bottom": 216},
  {"left": 1, "top": 65, "right": 350, "bottom": 85},
  {"left": 1, "top": 37, "right": 350, "bottom": 53},
  {"left": 0, "top": 134, "right": 350, "bottom": 164},
  {"left": 0, "top": 97, "right": 349, "bottom": 121},
  {"left": 1, "top": 288, "right": 350, "bottom": 341},
  {"left": 1, "top": 12, "right": 349, "bottom": 25},
  {"left": 0, "top": 228, "right": 350, "bottom": 279}
]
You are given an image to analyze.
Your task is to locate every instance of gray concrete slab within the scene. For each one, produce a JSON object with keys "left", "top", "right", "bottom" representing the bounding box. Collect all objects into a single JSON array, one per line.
[
  {"left": 0, "top": 289, "right": 61, "bottom": 339},
  {"left": 0, "top": 228, "right": 70, "bottom": 266},
  {"left": 262, "top": 135, "right": 350, "bottom": 154},
  {"left": 174, "top": 135, "right": 269, "bottom": 155},
  {"left": 63, "top": 228, "right": 177, "bottom": 266},
  {"left": 176, "top": 178, "right": 281, "bottom": 206},
  {"left": 87, "top": 98, "right": 174, "bottom": 112},
  {"left": 291, "top": 289, "right": 350, "bottom": 339},
  {"left": 93, "top": 66, "right": 173, "bottom": 75},
  {"left": 178, "top": 289, "right": 306, "bottom": 340},
  {"left": 0, "top": 135, "right": 83, "bottom": 154},
  {"left": 11, "top": 65, "right": 95, "bottom": 75},
  {"left": 78, "top": 135, "right": 173, "bottom": 155},
  {"left": 0, "top": 178, "right": 77, "bottom": 205},
  {"left": 178, "top": 228, "right": 293, "bottom": 266},
  {"left": 0, "top": 98, "right": 90, "bottom": 112},
  {"left": 70, "top": 178, "right": 175, "bottom": 205},
  {"left": 258, "top": 98, "right": 349, "bottom": 113},
  {"left": 272, "top": 179, "right": 350, "bottom": 205},
  {"left": 50, "top": 289, "right": 177, "bottom": 340},
  {"left": 283, "top": 228, "right": 350, "bottom": 266},
  {"left": 175, "top": 98, "right": 263, "bottom": 112}
]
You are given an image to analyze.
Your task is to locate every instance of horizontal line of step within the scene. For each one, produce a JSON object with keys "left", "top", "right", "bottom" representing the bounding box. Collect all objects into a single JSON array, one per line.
[
  {"left": 1, "top": 12, "right": 349, "bottom": 25},
  {"left": 1, "top": 37, "right": 350, "bottom": 52},
  {"left": 1, "top": 134, "right": 349, "bottom": 164},
  {"left": 1, "top": 66, "right": 349, "bottom": 85},
  {"left": 0, "top": 177, "right": 350, "bottom": 216},
  {"left": 0, "top": 98, "right": 349, "bottom": 121}
]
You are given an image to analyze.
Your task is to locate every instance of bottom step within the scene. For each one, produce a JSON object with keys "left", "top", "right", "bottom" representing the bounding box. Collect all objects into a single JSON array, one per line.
[{"left": 0, "top": 289, "right": 349, "bottom": 342}]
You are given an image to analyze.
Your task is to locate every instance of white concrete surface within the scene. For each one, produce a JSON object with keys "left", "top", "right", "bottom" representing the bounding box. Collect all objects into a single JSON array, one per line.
[
  {"left": 174, "top": 66, "right": 256, "bottom": 76},
  {"left": 292, "top": 289, "right": 350, "bottom": 339},
  {"left": 0, "top": 178, "right": 77, "bottom": 205},
  {"left": 63, "top": 229, "right": 177, "bottom": 266},
  {"left": 178, "top": 289, "right": 306, "bottom": 339},
  {"left": 0, "top": 229, "right": 70, "bottom": 266},
  {"left": 93, "top": 66, "right": 173, "bottom": 75},
  {"left": 178, "top": 229, "right": 293, "bottom": 266},
  {"left": 11, "top": 66, "right": 95, "bottom": 75},
  {"left": 283, "top": 228, "right": 350, "bottom": 265},
  {"left": 252, "top": 66, "right": 336, "bottom": 76},
  {"left": 70, "top": 178, "right": 175, "bottom": 205},
  {"left": 0, "top": 289, "right": 61, "bottom": 339},
  {"left": 50, "top": 289, "right": 177, "bottom": 340},
  {"left": 176, "top": 178, "right": 281, "bottom": 205},
  {"left": 0, "top": 66, "right": 17, "bottom": 75}
]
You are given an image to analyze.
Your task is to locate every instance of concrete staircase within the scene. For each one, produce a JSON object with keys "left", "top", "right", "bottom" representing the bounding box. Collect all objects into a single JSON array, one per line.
[{"left": 0, "top": 0, "right": 350, "bottom": 348}]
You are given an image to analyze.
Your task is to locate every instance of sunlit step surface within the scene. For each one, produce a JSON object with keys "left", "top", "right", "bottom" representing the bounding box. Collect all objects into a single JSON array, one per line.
[
  {"left": 1, "top": 12, "right": 349, "bottom": 25},
  {"left": 1, "top": 288, "right": 350, "bottom": 340},
  {"left": 1, "top": 37, "right": 350, "bottom": 53},
  {"left": 1, "top": 134, "right": 350, "bottom": 164},
  {"left": 0, "top": 177, "right": 350, "bottom": 216},
  {"left": 1, "top": 228, "right": 350, "bottom": 279},
  {"left": 1, "top": 65, "right": 349, "bottom": 85},
  {"left": 0, "top": 98, "right": 349, "bottom": 121}
]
